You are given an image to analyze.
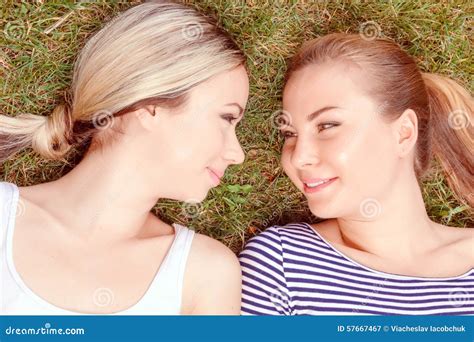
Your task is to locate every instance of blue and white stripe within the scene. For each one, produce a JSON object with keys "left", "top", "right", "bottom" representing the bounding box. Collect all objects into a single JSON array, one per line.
[{"left": 239, "top": 223, "right": 474, "bottom": 315}]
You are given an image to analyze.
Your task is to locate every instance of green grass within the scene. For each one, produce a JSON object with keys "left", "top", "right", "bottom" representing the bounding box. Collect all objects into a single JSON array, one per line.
[{"left": 1, "top": 0, "right": 472, "bottom": 253}]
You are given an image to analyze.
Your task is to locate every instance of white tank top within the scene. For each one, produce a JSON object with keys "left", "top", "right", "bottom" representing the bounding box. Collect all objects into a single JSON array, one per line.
[{"left": 0, "top": 181, "right": 195, "bottom": 315}]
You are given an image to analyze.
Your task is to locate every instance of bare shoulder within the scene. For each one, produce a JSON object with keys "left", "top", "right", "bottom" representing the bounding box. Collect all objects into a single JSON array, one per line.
[
  {"left": 17, "top": 182, "right": 65, "bottom": 221},
  {"left": 18, "top": 182, "right": 54, "bottom": 202},
  {"left": 436, "top": 223, "right": 473, "bottom": 243},
  {"left": 188, "top": 233, "right": 240, "bottom": 271},
  {"left": 436, "top": 223, "right": 474, "bottom": 265},
  {"left": 181, "top": 233, "right": 241, "bottom": 314}
]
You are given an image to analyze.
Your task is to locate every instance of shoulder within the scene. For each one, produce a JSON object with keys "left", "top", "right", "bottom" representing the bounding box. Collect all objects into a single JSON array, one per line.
[
  {"left": 449, "top": 226, "right": 473, "bottom": 262},
  {"left": 189, "top": 232, "right": 240, "bottom": 269},
  {"left": 239, "top": 222, "right": 319, "bottom": 274},
  {"left": 242, "top": 225, "right": 282, "bottom": 249},
  {"left": 435, "top": 223, "right": 473, "bottom": 244},
  {"left": 435, "top": 223, "right": 474, "bottom": 266},
  {"left": 239, "top": 225, "right": 283, "bottom": 262},
  {"left": 185, "top": 232, "right": 241, "bottom": 288},
  {"left": 181, "top": 233, "right": 241, "bottom": 314},
  {"left": 240, "top": 222, "right": 318, "bottom": 255}
]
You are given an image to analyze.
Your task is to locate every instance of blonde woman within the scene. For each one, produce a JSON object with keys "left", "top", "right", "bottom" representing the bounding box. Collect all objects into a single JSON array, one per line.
[
  {"left": 0, "top": 1, "right": 248, "bottom": 315},
  {"left": 240, "top": 33, "right": 473, "bottom": 315}
]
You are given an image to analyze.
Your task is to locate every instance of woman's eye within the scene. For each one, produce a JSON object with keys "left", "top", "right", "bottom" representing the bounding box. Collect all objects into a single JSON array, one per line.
[
  {"left": 221, "top": 114, "right": 238, "bottom": 124},
  {"left": 317, "top": 122, "right": 339, "bottom": 132},
  {"left": 280, "top": 130, "right": 297, "bottom": 139}
]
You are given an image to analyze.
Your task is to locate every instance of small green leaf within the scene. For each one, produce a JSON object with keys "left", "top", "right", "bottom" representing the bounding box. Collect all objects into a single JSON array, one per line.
[
  {"left": 227, "top": 184, "right": 241, "bottom": 193},
  {"left": 20, "top": 3, "right": 28, "bottom": 14},
  {"left": 241, "top": 184, "right": 253, "bottom": 193},
  {"left": 234, "top": 195, "right": 247, "bottom": 204},
  {"left": 223, "top": 197, "right": 236, "bottom": 209}
]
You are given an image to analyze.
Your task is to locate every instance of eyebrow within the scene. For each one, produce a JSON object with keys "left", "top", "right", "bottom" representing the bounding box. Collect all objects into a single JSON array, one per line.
[
  {"left": 224, "top": 103, "right": 244, "bottom": 116},
  {"left": 307, "top": 106, "right": 340, "bottom": 122}
]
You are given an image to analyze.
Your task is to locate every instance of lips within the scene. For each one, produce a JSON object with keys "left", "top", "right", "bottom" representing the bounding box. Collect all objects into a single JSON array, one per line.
[
  {"left": 208, "top": 168, "right": 224, "bottom": 179},
  {"left": 301, "top": 177, "right": 338, "bottom": 193},
  {"left": 303, "top": 178, "right": 332, "bottom": 186},
  {"left": 208, "top": 168, "right": 224, "bottom": 186}
]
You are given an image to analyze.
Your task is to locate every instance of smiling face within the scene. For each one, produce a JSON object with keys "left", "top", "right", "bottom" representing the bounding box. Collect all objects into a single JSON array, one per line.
[
  {"left": 281, "top": 61, "right": 403, "bottom": 219},
  {"left": 128, "top": 65, "right": 249, "bottom": 202}
]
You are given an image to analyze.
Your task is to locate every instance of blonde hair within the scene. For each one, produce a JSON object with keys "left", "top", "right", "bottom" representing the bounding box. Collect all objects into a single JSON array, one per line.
[
  {"left": 285, "top": 33, "right": 473, "bottom": 208},
  {"left": 0, "top": 0, "right": 245, "bottom": 162}
]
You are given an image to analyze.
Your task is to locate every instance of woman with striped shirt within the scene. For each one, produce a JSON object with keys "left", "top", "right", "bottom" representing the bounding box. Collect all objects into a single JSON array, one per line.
[{"left": 240, "top": 33, "right": 473, "bottom": 315}]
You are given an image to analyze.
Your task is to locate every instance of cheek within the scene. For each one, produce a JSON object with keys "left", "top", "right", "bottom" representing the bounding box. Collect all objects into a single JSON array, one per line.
[
  {"left": 157, "top": 132, "right": 194, "bottom": 163},
  {"left": 281, "top": 144, "right": 296, "bottom": 177},
  {"left": 335, "top": 125, "right": 396, "bottom": 193},
  {"left": 162, "top": 118, "right": 221, "bottom": 165}
]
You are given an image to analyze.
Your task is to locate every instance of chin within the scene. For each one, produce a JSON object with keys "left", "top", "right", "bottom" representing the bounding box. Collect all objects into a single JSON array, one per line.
[
  {"left": 196, "top": 191, "right": 209, "bottom": 203},
  {"left": 180, "top": 188, "right": 209, "bottom": 203},
  {"left": 308, "top": 201, "right": 338, "bottom": 220}
]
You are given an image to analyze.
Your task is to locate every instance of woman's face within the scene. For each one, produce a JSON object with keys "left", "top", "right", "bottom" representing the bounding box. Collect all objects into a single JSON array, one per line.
[
  {"left": 281, "top": 61, "right": 402, "bottom": 219},
  {"left": 130, "top": 65, "right": 249, "bottom": 202}
]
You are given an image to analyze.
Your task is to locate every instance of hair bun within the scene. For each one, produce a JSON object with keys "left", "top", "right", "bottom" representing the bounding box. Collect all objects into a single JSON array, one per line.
[{"left": 31, "top": 103, "right": 74, "bottom": 160}]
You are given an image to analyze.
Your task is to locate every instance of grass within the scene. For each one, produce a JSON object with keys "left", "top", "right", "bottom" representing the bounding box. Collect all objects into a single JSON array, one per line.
[{"left": 1, "top": 0, "right": 472, "bottom": 254}]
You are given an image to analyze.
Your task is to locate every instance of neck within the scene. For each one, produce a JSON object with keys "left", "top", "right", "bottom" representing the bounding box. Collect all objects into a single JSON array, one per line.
[
  {"left": 49, "top": 144, "right": 160, "bottom": 243},
  {"left": 336, "top": 173, "right": 439, "bottom": 261}
]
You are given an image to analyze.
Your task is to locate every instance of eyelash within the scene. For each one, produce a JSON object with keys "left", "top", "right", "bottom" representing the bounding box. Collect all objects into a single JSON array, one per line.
[
  {"left": 280, "top": 130, "right": 296, "bottom": 138},
  {"left": 280, "top": 122, "right": 339, "bottom": 138},
  {"left": 317, "top": 122, "right": 339, "bottom": 132},
  {"left": 221, "top": 114, "right": 239, "bottom": 124}
]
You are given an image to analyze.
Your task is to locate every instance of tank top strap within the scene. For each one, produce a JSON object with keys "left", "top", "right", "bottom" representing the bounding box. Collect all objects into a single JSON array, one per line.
[
  {"left": 168, "top": 224, "right": 195, "bottom": 288},
  {"left": 153, "top": 223, "right": 194, "bottom": 288},
  {"left": 0, "top": 182, "right": 19, "bottom": 251},
  {"left": 132, "top": 223, "right": 195, "bottom": 313}
]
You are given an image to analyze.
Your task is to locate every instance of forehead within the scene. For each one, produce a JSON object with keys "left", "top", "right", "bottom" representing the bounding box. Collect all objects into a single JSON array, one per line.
[
  {"left": 188, "top": 66, "right": 249, "bottom": 110},
  {"left": 283, "top": 61, "right": 368, "bottom": 112}
]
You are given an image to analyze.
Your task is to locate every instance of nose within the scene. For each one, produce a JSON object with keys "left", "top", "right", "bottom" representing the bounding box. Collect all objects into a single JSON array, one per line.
[
  {"left": 290, "top": 136, "right": 320, "bottom": 169},
  {"left": 224, "top": 131, "right": 245, "bottom": 165}
]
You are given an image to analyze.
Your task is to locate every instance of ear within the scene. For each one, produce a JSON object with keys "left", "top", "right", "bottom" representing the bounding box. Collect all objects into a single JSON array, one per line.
[
  {"left": 134, "top": 105, "right": 159, "bottom": 131},
  {"left": 393, "top": 108, "right": 418, "bottom": 157}
]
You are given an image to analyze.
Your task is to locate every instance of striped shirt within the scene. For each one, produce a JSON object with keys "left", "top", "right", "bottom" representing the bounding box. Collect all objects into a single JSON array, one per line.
[{"left": 239, "top": 223, "right": 474, "bottom": 315}]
